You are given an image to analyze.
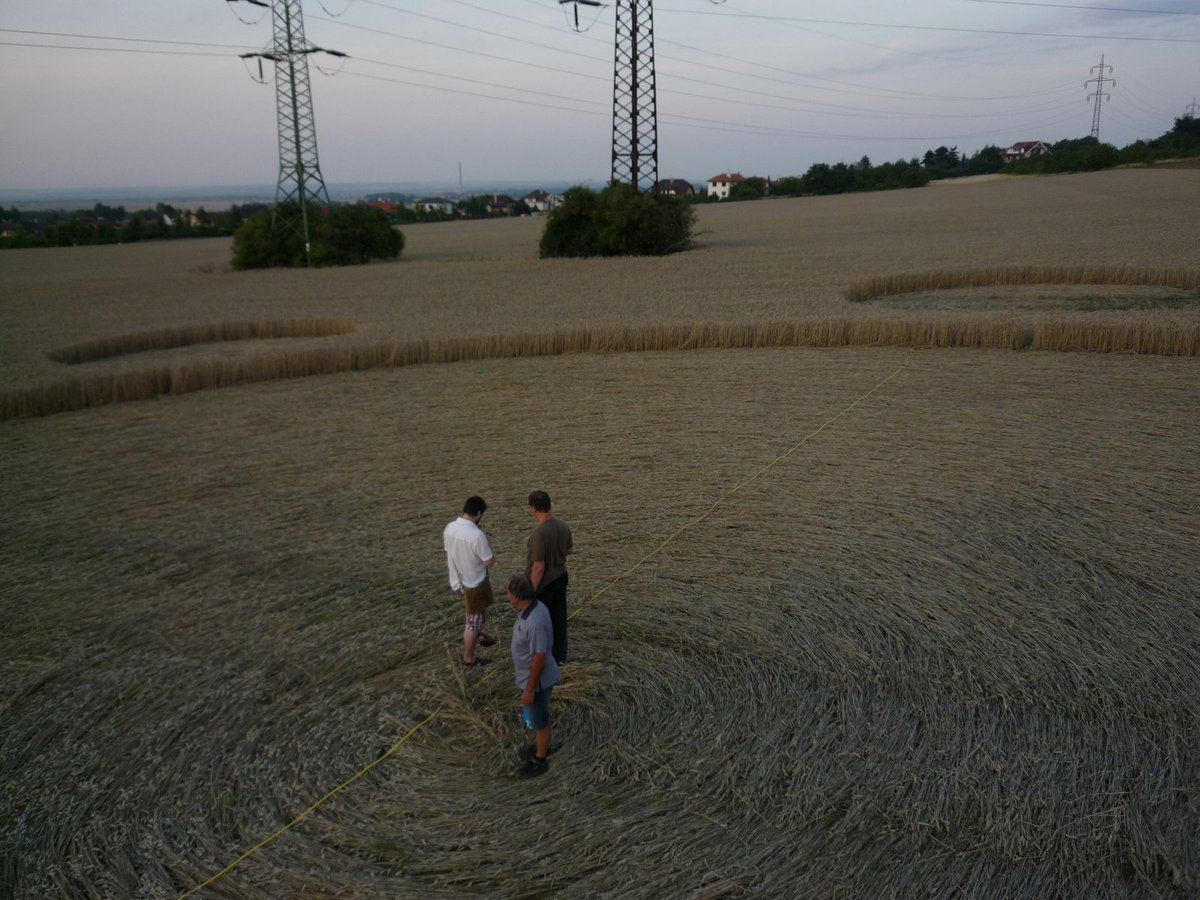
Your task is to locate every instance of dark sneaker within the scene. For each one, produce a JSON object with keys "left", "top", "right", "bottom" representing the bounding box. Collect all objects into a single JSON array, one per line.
[
  {"left": 517, "top": 756, "right": 548, "bottom": 778},
  {"left": 478, "top": 633, "right": 497, "bottom": 648},
  {"left": 462, "top": 657, "right": 490, "bottom": 669}
]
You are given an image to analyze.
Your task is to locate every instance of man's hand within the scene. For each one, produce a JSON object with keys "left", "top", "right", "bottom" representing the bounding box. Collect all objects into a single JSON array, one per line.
[{"left": 522, "top": 685, "right": 536, "bottom": 706}]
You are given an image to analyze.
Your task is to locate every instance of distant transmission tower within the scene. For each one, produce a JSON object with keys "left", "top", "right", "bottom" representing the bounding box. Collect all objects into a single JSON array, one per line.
[
  {"left": 1085, "top": 54, "right": 1115, "bottom": 141},
  {"left": 231, "top": 0, "right": 343, "bottom": 264},
  {"left": 1187, "top": 98, "right": 1199, "bottom": 119}
]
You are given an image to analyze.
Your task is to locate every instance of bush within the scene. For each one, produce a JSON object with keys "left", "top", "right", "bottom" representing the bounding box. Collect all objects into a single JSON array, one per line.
[
  {"left": 537, "top": 186, "right": 599, "bottom": 258},
  {"left": 539, "top": 184, "right": 695, "bottom": 258},
  {"left": 231, "top": 202, "right": 404, "bottom": 269}
]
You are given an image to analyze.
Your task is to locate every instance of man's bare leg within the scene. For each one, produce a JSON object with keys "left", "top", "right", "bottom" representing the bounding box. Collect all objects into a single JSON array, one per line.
[{"left": 463, "top": 626, "right": 480, "bottom": 664}]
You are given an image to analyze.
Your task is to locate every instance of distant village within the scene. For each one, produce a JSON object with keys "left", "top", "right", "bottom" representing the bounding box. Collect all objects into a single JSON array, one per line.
[{"left": 0, "top": 138, "right": 1077, "bottom": 249}]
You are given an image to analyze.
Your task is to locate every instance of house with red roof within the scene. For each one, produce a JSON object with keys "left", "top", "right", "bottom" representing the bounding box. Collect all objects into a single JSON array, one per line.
[
  {"left": 706, "top": 172, "right": 745, "bottom": 199},
  {"left": 1002, "top": 141, "right": 1050, "bottom": 162}
]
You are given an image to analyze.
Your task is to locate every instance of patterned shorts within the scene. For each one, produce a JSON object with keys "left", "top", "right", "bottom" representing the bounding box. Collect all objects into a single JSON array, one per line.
[{"left": 465, "top": 609, "right": 487, "bottom": 633}]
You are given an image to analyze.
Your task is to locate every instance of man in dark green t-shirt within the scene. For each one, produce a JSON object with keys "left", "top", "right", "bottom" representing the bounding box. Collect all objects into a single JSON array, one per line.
[{"left": 525, "top": 490, "right": 573, "bottom": 665}]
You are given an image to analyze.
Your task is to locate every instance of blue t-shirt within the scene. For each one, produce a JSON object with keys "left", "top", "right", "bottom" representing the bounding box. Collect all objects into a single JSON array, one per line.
[{"left": 511, "top": 599, "right": 562, "bottom": 691}]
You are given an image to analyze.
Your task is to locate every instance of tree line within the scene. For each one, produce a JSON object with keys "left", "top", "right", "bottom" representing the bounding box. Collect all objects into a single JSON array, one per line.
[
  {"left": 708, "top": 115, "right": 1200, "bottom": 201},
  {"left": 0, "top": 202, "right": 265, "bottom": 250}
]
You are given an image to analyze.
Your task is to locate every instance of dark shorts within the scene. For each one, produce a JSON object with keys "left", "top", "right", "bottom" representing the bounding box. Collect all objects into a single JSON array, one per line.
[{"left": 523, "top": 685, "right": 553, "bottom": 731}]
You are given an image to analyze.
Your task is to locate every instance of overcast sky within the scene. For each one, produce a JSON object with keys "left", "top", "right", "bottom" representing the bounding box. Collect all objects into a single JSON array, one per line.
[{"left": 1, "top": 0, "right": 1196, "bottom": 194}]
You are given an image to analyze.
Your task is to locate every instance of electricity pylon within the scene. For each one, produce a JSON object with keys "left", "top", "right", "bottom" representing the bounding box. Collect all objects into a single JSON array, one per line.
[
  {"left": 562, "top": 0, "right": 658, "bottom": 192},
  {"left": 609, "top": 1, "right": 658, "bottom": 193},
  {"left": 560, "top": 0, "right": 726, "bottom": 193},
  {"left": 1085, "top": 54, "right": 1115, "bottom": 141},
  {"left": 231, "top": 0, "right": 343, "bottom": 264}
]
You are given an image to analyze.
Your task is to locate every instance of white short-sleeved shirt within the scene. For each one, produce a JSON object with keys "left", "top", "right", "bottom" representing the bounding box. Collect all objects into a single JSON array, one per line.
[{"left": 443, "top": 516, "right": 494, "bottom": 591}]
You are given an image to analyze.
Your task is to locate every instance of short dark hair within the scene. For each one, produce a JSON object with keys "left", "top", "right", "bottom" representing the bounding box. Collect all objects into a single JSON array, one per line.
[
  {"left": 528, "top": 490, "right": 551, "bottom": 512},
  {"left": 507, "top": 572, "right": 536, "bottom": 601},
  {"left": 463, "top": 495, "right": 487, "bottom": 517}
]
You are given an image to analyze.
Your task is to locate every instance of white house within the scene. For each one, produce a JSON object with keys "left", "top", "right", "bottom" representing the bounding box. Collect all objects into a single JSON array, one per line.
[
  {"left": 522, "top": 189, "right": 559, "bottom": 212},
  {"left": 1002, "top": 141, "right": 1050, "bottom": 162},
  {"left": 706, "top": 172, "right": 745, "bottom": 199}
]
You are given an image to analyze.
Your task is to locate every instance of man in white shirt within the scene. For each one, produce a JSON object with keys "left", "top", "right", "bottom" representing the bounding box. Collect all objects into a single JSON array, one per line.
[{"left": 443, "top": 495, "right": 497, "bottom": 668}]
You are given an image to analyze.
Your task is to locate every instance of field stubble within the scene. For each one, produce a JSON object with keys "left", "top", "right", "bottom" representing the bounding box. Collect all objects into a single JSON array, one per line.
[
  {"left": 2, "top": 168, "right": 1199, "bottom": 897},
  {"left": 2, "top": 348, "right": 1198, "bottom": 897}
]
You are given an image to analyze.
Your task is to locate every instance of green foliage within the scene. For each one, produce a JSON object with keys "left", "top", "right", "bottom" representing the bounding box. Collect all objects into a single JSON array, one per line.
[
  {"left": 922, "top": 146, "right": 961, "bottom": 177},
  {"left": 231, "top": 202, "right": 404, "bottom": 270},
  {"left": 313, "top": 204, "right": 405, "bottom": 265},
  {"left": 537, "top": 186, "right": 598, "bottom": 257},
  {"left": 729, "top": 177, "right": 768, "bottom": 201},
  {"left": 1149, "top": 115, "right": 1200, "bottom": 159},
  {"left": 791, "top": 158, "right": 930, "bottom": 196},
  {"left": 231, "top": 208, "right": 304, "bottom": 269},
  {"left": 770, "top": 176, "right": 805, "bottom": 197},
  {"left": 538, "top": 184, "right": 695, "bottom": 258},
  {"left": 1008, "top": 136, "right": 1122, "bottom": 175},
  {"left": 0, "top": 201, "right": 262, "bottom": 249},
  {"left": 963, "top": 145, "right": 1006, "bottom": 175},
  {"left": 457, "top": 195, "right": 490, "bottom": 218}
]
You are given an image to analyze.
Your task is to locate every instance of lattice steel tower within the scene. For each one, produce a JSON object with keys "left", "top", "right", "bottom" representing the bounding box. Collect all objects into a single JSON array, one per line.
[
  {"left": 610, "top": 1, "right": 659, "bottom": 192},
  {"left": 1086, "top": 54, "right": 1115, "bottom": 141},
  {"left": 235, "top": 0, "right": 340, "bottom": 263},
  {"left": 560, "top": 0, "right": 659, "bottom": 192}
]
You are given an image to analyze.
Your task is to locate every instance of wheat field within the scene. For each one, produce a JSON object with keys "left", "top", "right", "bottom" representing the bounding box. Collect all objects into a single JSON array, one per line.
[{"left": 1, "top": 168, "right": 1198, "bottom": 898}]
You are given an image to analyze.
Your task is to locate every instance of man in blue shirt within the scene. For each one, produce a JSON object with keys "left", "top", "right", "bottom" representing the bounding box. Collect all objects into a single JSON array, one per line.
[{"left": 507, "top": 572, "right": 562, "bottom": 778}]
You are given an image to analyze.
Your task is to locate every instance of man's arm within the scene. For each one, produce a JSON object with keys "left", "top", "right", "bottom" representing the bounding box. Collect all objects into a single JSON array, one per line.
[
  {"left": 523, "top": 652, "right": 546, "bottom": 705},
  {"left": 529, "top": 561, "right": 545, "bottom": 590},
  {"left": 447, "top": 555, "right": 462, "bottom": 593}
]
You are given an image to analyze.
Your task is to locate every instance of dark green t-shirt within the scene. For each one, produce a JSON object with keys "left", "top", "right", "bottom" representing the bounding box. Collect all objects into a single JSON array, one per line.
[{"left": 526, "top": 517, "right": 573, "bottom": 587}]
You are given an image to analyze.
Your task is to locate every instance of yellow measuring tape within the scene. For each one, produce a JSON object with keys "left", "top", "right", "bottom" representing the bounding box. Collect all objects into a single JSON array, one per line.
[{"left": 181, "top": 348, "right": 918, "bottom": 897}]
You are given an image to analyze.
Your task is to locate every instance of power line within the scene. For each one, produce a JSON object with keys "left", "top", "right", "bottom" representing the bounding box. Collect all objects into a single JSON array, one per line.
[
  {"left": 0, "top": 27, "right": 255, "bottom": 50},
  {"left": 0, "top": 34, "right": 1093, "bottom": 134},
  {"left": 339, "top": 1, "right": 1094, "bottom": 104},
  {"left": 957, "top": 0, "right": 1200, "bottom": 15},
  {"left": 653, "top": 7, "right": 1200, "bottom": 43},
  {"left": 308, "top": 14, "right": 608, "bottom": 84},
  {"left": 309, "top": 11, "right": 1083, "bottom": 120},
  {"left": 352, "top": 55, "right": 608, "bottom": 107},
  {"left": 0, "top": 40, "right": 232, "bottom": 58},
  {"left": 0, "top": 24, "right": 1078, "bottom": 123},
  {"left": 337, "top": 62, "right": 1090, "bottom": 148}
]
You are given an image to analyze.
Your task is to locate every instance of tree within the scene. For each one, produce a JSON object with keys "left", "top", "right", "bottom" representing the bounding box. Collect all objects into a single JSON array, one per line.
[
  {"left": 729, "top": 176, "right": 767, "bottom": 201},
  {"left": 539, "top": 183, "right": 695, "bottom": 258},
  {"left": 231, "top": 202, "right": 404, "bottom": 269},
  {"left": 964, "top": 145, "right": 1005, "bottom": 176},
  {"left": 770, "top": 176, "right": 804, "bottom": 196},
  {"left": 537, "top": 186, "right": 597, "bottom": 257},
  {"left": 312, "top": 204, "right": 405, "bottom": 265},
  {"left": 457, "top": 195, "right": 490, "bottom": 218}
]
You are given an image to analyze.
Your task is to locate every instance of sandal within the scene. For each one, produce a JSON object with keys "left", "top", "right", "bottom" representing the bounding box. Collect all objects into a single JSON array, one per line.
[{"left": 462, "top": 657, "right": 491, "bottom": 669}]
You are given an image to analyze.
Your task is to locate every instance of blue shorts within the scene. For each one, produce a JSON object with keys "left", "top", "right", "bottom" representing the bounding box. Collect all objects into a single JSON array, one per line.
[{"left": 523, "top": 686, "right": 553, "bottom": 731}]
